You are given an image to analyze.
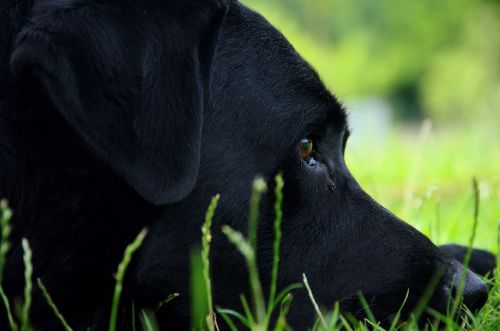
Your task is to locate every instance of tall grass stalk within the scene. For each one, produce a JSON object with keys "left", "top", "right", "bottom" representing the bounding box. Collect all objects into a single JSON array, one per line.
[
  {"left": 273, "top": 293, "right": 292, "bottom": 331},
  {"left": 218, "top": 310, "right": 239, "bottom": 331},
  {"left": 303, "top": 273, "right": 328, "bottom": 330},
  {"left": 154, "top": 293, "right": 179, "bottom": 312},
  {"left": 109, "top": 228, "right": 148, "bottom": 331},
  {"left": 217, "top": 297, "right": 253, "bottom": 327},
  {"left": 0, "top": 285, "right": 17, "bottom": 331},
  {"left": 140, "top": 309, "right": 158, "bottom": 331},
  {"left": 21, "top": 239, "right": 32, "bottom": 331},
  {"left": 266, "top": 173, "right": 284, "bottom": 323},
  {"left": 388, "top": 290, "right": 409, "bottom": 331},
  {"left": 409, "top": 265, "right": 445, "bottom": 324},
  {"left": 0, "top": 200, "right": 13, "bottom": 284},
  {"left": 246, "top": 177, "right": 268, "bottom": 324},
  {"left": 248, "top": 177, "right": 267, "bottom": 254},
  {"left": 201, "top": 194, "right": 220, "bottom": 331},
  {"left": 37, "top": 278, "right": 73, "bottom": 331},
  {"left": 219, "top": 176, "right": 302, "bottom": 330},
  {"left": 0, "top": 200, "right": 17, "bottom": 331},
  {"left": 326, "top": 302, "right": 341, "bottom": 331},
  {"left": 356, "top": 292, "right": 377, "bottom": 326},
  {"left": 222, "top": 225, "right": 266, "bottom": 329},
  {"left": 191, "top": 250, "right": 207, "bottom": 330},
  {"left": 449, "top": 178, "right": 481, "bottom": 320}
]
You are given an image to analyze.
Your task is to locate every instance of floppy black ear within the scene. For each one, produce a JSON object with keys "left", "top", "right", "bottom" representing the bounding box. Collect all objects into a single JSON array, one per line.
[{"left": 11, "top": 0, "right": 228, "bottom": 205}]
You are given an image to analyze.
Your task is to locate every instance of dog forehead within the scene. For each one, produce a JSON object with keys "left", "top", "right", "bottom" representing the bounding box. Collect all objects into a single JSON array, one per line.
[{"left": 212, "top": 2, "right": 342, "bottom": 127}]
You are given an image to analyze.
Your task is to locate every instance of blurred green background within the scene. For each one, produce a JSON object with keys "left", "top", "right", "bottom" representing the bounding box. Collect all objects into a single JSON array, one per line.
[{"left": 244, "top": 0, "right": 500, "bottom": 250}]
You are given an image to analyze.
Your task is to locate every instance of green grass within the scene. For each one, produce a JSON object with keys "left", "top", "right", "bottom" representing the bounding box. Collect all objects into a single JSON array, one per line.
[
  {"left": 346, "top": 121, "right": 499, "bottom": 250},
  {"left": 0, "top": 121, "right": 498, "bottom": 330},
  {"left": 216, "top": 175, "right": 300, "bottom": 331}
]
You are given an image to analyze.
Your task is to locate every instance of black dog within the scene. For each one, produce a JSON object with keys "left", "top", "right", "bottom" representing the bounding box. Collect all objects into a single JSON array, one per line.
[{"left": 0, "top": 0, "right": 495, "bottom": 330}]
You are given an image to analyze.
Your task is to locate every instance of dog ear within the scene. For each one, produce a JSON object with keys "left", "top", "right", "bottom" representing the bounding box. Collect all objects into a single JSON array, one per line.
[{"left": 10, "top": 0, "right": 228, "bottom": 205}]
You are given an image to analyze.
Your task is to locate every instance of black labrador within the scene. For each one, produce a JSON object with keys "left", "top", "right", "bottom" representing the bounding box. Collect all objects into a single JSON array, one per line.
[{"left": 0, "top": 0, "right": 495, "bottom": 330}]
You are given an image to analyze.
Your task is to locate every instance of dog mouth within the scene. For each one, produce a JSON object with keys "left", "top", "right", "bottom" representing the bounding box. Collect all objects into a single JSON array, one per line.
[
  {"left": 330, "top": 262, "right": 489, "bottom": 326},
  {"left": 439, "top": 261, "right": 489, "bottom": 311}
]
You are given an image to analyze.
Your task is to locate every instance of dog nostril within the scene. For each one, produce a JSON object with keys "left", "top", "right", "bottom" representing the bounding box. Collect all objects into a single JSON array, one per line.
[
  {"left": 461, "top": 270, "right": 488, "bottom": 311},
  {"left": 447, "top": 261, "right": 489, "bottom": 312}
]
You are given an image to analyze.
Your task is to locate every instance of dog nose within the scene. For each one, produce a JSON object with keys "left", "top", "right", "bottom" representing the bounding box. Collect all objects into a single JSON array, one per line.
[{"left": 446, "top": 260, "right": 488, "bottom": 311}]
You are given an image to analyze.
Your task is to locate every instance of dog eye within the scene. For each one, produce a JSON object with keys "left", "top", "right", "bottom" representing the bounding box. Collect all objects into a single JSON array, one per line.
[
  {"left": 298, "top": 138, "right": 313, "bottom": 159},
  {"left": 298, "top": 137, "right": 316, "bottom": 163}
]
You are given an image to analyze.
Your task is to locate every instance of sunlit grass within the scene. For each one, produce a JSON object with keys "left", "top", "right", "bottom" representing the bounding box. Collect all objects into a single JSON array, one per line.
[{"left": 347, "top": 120, "right": 500, "bottom": 251}]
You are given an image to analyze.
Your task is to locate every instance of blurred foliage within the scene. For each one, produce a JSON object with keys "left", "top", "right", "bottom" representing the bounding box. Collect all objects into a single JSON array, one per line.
[
  {"left": 346, "top": 122, "right": 500, "bottom": 250},
  {"left": 244, "top": 0, "right": 500, "bottom": 122}
]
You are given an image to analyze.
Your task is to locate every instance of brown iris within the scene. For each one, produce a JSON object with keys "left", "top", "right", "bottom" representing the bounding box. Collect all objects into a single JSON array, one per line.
[{"left": 298, "top": 137, "right": 313, "bottom": 160}]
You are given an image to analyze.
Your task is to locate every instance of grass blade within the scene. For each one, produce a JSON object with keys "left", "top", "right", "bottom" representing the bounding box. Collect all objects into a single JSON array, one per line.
[
  {"left": 37, "top": 278, "right": 73, "bottom": 331},
  {"left": 0, "top": 285, "right": 17, "bottom": 331},
  {"left": 239, "top": 294, "right": 255, "bottom": 326},
  {"left": 109, "top": 228, "right": 148, "bottom": 331},
  {"left": 274, "top": 293, "right": 292, "bottom": 331},
  {"left": 140, "top": 309, "right": 158, "bottom": 331},
  {"left": 339, "top": 315, "right": 354, "bottom": 331},
  {"left": 202, "top": 194, "right": 220, "bottom": 331},
  {"left": 267, "top": 173, "right": 284, "bottom": 322},
  {"left": 248, "top": 177, "right": 267, "bottom": 254},
  {"left": 20, "top": 239, "right": 32, "bottom": 331},
  {"left": 216, "top": 308, "right": 251, "bottom": 328},
  {"left": 0, "top": 200, "right": 17, "bottom": 331},
  {"left": 154, "top": 293, "right": 179, "bottom": 312},
  {"left": 356, "top": 292, "right": 377, "bottom": 326},
  {"left": 222, "top": 225, "right": 266, "bottom": 325},
  {"left": 410, "top": 264, "right": 445, "bottom": 323},
  {"left": 0, "top": 200, "right": 13, "bottom": 285},
  {"left": 272, "top": 283, "right": 303, "bottom": 311},
  {"left": 327, "top": 302, "right": 341, "bottom": 331},
  {"left": 303, "top": 273, "right": 328, "bottom": 330},
  {"left": 388, "top": 289, "right": 409, "bottom": 330},
  {"left": 191, "top": 249, "right": 207, "bottom": 330},
  {"left": 450, "top": 178, "right": 481, "bottom": 320},
  {"left": 217, "top": 310, "right": 239, "bottom": 331}
]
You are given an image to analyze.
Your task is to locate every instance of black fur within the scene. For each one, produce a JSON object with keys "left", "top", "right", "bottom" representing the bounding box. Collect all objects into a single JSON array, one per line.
[{"left": 0, "top": 1, "right": 495, "bottom": 330}]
